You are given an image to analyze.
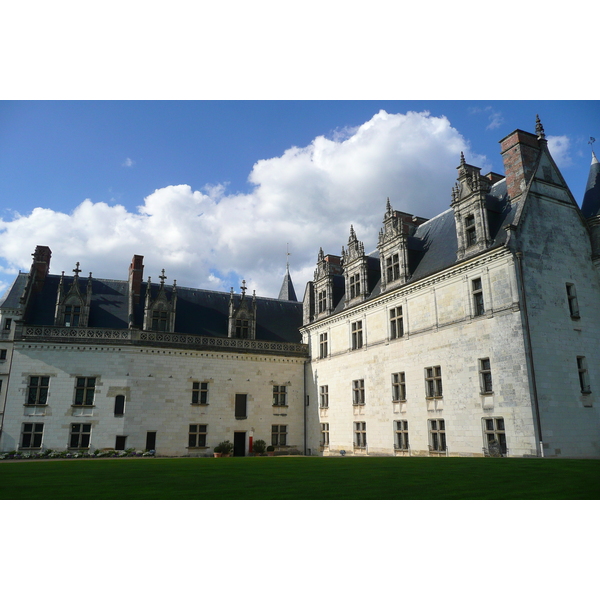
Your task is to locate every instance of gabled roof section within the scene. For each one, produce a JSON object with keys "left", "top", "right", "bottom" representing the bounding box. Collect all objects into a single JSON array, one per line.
[{"left": 581, "top": 152, "right": 600, "bottom": 218}]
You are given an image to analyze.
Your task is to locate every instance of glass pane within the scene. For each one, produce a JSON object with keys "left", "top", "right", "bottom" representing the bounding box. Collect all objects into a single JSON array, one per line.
[
  {"left": 71, "top": 424, "right": 80, "bottom": 432},
  {"left": 497, "top": 418, "right": 505, "bottom": 430},
  {"left": 82, "top": 424, "right": 91, "bottom": 432}
]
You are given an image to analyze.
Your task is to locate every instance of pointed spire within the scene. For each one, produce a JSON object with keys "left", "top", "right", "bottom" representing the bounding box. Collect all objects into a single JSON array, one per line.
[
  {"left": 460, "top": 151, "right": 466, "bottom": 166},
  {"left": 535, "top": 115, "right": 546, "bottom": 140},
  {"left": 581, "top": 142, "right": 600, "bottom": 218}
]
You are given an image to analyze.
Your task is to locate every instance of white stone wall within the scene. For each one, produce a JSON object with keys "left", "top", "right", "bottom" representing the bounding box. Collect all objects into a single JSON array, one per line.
[
  {"left": 304, "top": 248, "right": 539, "bottom": 457},
  {"left": 1, "top": 343, "right": 306, "bottom": 456},
  {"left": 518, "top": 185, "right": 600, "bottom": 457}
]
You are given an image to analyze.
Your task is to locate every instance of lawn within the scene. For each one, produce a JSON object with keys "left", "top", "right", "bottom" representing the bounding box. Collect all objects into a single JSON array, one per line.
[{"left": 1, "top": 456, "right": 598, "bottom": 500}]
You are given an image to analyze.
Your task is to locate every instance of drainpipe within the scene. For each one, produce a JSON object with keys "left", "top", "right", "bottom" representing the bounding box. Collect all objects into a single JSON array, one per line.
[{"left": 515, "top": 251, "right": 544, "bottom": 457}]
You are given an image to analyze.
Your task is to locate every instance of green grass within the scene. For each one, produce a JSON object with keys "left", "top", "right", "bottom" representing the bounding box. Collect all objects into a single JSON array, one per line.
[{"left": 1, "top": 456, "right": 598, "bottom": 499}]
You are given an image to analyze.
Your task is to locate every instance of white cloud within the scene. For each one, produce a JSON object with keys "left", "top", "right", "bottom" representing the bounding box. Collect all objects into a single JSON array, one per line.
[
  {"left": 122, "top": 157, "right": 135, "bottom": 167},
  {"left": 547, "top": 135, "right": 572, "bottom": 168},
  {"left": 0, "top": 110, "right": 485, "bottom": 299}
]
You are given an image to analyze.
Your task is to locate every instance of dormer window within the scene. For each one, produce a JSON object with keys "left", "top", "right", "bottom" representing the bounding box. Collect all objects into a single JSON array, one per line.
[
  {"left": 152, "top": 310, "right": 169, "bottom": 331},
  {"left": 386, "top": 253, "right": 400, "bottom": 283},
  {"left": 349, "top": 274, "right": 361, "bottom": 299},
  {"left": 318, "top": 290, "right": 327, "bottom": 313},
  {"left": 465, "top": 215, "right": 477, "bottom": 246},
  {"left": 235, "top": 319, "right": 250, "bottom": 339},
  {"left": 64, "top": 304, "right": 81, "bottom": 327}
]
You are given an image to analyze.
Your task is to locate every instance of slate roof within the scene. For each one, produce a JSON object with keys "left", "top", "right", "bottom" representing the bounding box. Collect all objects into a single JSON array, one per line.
[
  {"left": 581, "top": 152, "right": 600, "bottom": 219},
  {"left": 278, "top": 266, "right": 298, "bottom": 302},
  {"left": 1, "top": 273, "right": 303, "bottom": 344}
]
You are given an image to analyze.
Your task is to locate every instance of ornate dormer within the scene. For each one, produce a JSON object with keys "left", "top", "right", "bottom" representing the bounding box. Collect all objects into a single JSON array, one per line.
[
  {"left": 451, "top": 152, "right": 493, "bottom": 260},
  {"left": 228, "top": 280, "right": 257, "bottom": 339},
  {"left": 143, "top": 270, "right": 177, "bottom": 332},
  {"left": 54, "top": 262, "right": 92, "bottom": 327},
  {"left": 377, "top": 199, "right": 414, "bottom": 293},
  {"left": 313, "top": 248, "right": 343, "bottom": 319},
  {"left": 342, "top": 225, "right": 369, "bottom": 308}
]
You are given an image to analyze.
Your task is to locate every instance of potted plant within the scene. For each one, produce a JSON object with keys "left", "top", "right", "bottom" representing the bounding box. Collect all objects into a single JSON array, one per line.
[
  {"left": 266, "top": 445, "right": 275, "bottom": 456},
  {"left": 214, "top": 440, "right": 233, "bottom": 457},
  {"left": 252, "top": 439, "right": 267, "bottom": 456}
]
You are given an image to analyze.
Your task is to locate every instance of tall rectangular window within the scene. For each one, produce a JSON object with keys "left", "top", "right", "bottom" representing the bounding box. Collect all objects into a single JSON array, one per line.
[
  {"left": 354, "top": 422, "right": 367, "bottom": 448},
  {"left": 425, "top": 367, "right": 443, "bottom": 398},
  {"left": 386, "top": 253, "right": 400, "bottom": 283},
  {"left": 390, "top": 306, "right": 404, "bottom": 339},
  {"left": 394, "top": 420, "right": 409, "bottom": 450},
  {"left": 472, "top": 278, "right": 485, "bottom": 316},
  {"left": 74, "top": 377, "right": 96, "bottom": 406},
  {"left": 115, "top": 435, "right": 127, "bottom": 451},
  {"left": 188, "top": 424, "right": 207, "bottom": 448},
  {"left": 319, "top": 332, "right": 328, "bottom": 358},
  {"left": 566, "top": 283, "right": 580, "bottom": 318},
  {"left": 318, "top": 290, "right": 327, "bottom": 313},
  {"left": 64, "top": 305, "right": 81, "bottom": 327},
  {"left": 479, "top": 358, "right": 493, "bottom": 393},
  {"left": 152, "top": 310, "right": 168, "bottom": 331},
  {"left": 429, "top": 419, "right": 446, "bottom": 452},
  {"left": 273, "top": 385, "right": 287, "bottom": 406},
  {"left": 320, "top": 423, "right": 330, "bottom": 447},
  {"left": 483, "top": 418, "right": 507, "bottom": 455},
  {"left": 114, "top": 394, "right": 125, "bottom": 416},
  {"left": 235, "top": 319, "right": 249, "bottom": 339},
  {"left": 271, "top": 425, "right": 287, "bottom": 447},
  {"left": 192, "top": 382, "right": 209, "bottom": 405},
  {"left": 0, "top": 349, "right": 6, "bottom": 360},
  {"left": 465, "top": 215, "right": 477, "bottom": 246},
  {"left": 352, "top": 379, "right": 365, "bottom": 405},
  {"left": 69, "top": 423, "right": 91, "bottom": 449},
  {"left": 21, "top": 423, "right": 44, "bottom": 449},
  {"left": 3, "top": 318, "right": 12, "bottom": 331},
  {"left": 319, "top": 385, "right": 329, "bottom": 408},
  {"left": 351, "top": 320, "right": 363, "bottom": 350},
  {"left": 235, "top": 394, "right": 247, "bottom": 418},
  {"left": 27, "top": 376, "right": 50, "bottom": 405},
  {"left": 349, "top": 274, "right": 361, "bottom": 299},
  {"left": 577, "top": 356, "right": 591, "bottom": 394},
  {"left": 392, "top": 372, "right": 406, "bottom": 402}
]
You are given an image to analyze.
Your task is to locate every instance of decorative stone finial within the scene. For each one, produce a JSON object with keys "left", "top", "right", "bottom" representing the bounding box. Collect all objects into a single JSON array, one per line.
[{"left": 536, "top": 115, "right": 545, "bottom": 140}]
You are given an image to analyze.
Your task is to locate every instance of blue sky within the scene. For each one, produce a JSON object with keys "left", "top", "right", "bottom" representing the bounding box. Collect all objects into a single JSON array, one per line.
[{"left": 1, "top": 100, "right": 598, "bottom": 299}]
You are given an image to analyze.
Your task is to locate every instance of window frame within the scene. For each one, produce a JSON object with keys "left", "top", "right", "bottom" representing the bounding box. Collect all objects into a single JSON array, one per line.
[
  {"left": 319, "top": 332, "right": 328, "bottom": 359},
  {"left": 21, "top": 422, "right": 44, "bottom": 449},
  {"left": 392, "top": 372, "right": 406, "bottom": 402},
  {"left": 483, "top": 417, "right": 507, "bottom": 456},
  {"left": 319, "top": 385, "right": 329, "bottom": 408},
  {"left": 349, "top": 273, "right": 361, "bottom": 299},
  {"left": 235, "top": 319, "right": 249, "bottom": 339},
  {"left": 479, "top": 358, "right": 493, "bottom": 394},
  {"left": 472, "top": 278, "right": 485, "bottom": 317},
  {"left": 577, "top": 356, "right": 591, "bottom": 394},
  {"left": 352, "top": 379, "right": 365, "bottom": 405},
  {"left": 394, "top": 420, "right": 409, "bottom": 450},
  {"left": 192, "top": 381, "right": 209, "bottom": 405},
  {"left": 74, "top": 377, "right": 96, "bottom": 406},
  {"left": 26, "top": 376, "right": 50, "bottom": 405},
  {"left": 64, "top": 304, "right": 81, "bottom": 327},
  {"left": 566, "top": 283, "right": 580, "bottom": 319},
  {"left": 317, "top": 289, "right": 327, "bottom": 314},
  {"left": 465, "top": 215, "right": 477, "bottom": 247},
  {"left": 353, "top": 421, "right": 367, "bottom": 449},
  {"left": 320, "top": 422, "right": 330, "bottom": 447},
  {"left": 390, "top": 306, "right": 404, "bottom": 340},
  {"left": 188, "top": 424, "right": 208, "bottom": 448},
  {"left": 386, "top": 253, "right": 400, "bottom": 283},
  {"left": 425, "top": 366, "right": 443, "bottom": 399},
  {"left": 272, "top": 385, "right": 287, "bottom": 407},
  {"left": 69, "top": 423, "right": 92, "bottom": 449},
  {"left": 428, "top": 419, "right": 446, "bottom": 452},
  {"left": 351, "top": 320, "right": 363, "bottom": 350},
  {"left": 271, "top": 424, "right": 288, "bottom": 447},
  {"left": 114, "top": 394, "right": 125, "bottom": 416},
  {"left": 152, "top": 310, "right": 169, "bottom": 332}
]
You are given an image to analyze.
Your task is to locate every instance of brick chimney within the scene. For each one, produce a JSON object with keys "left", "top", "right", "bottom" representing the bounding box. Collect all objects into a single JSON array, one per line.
[
  {"left": 500, "top": 129, "right": 541, "bottom": 201},
  {"left": 31, "top": 245, "right": 52, "bottom": 292},
  {"left": 128, "top": 255, "right": 144, "bottom": 303}
]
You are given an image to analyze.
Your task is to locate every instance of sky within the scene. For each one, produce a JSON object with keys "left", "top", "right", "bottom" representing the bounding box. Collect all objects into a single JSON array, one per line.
[{"left": 0, "top": 100, "right": 598, "bottom": 299}]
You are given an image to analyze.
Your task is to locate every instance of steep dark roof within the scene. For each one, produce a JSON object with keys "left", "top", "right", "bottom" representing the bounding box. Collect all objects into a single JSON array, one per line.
[
  {"left": 581, "top": 152, "right": 600, "bottom": 218},
  {"left": 278, "top": 267, "right": 298, "bottom": 302}
]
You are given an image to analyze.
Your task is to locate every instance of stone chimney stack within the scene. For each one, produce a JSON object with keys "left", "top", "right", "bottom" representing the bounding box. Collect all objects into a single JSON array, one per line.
[
  {"left": 31, "top": 245, "right": 52, "bottom": 292},
  {"left": 499, "top": 129, "right": 541, "bottom": 201},
  {"left": 127, "top": 255, "right": 144, "bottom": 328}
]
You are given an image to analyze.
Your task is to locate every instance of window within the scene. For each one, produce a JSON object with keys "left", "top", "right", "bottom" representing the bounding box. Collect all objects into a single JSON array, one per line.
[
  {"left": 273, "top": 385, "right": 287, "bottom": 406},
  {"left": 465, "top": 215, "right": 477, "bottom": 246},
  {"left": 483, "top": 418, "right": 507, "bottom": 455},
  {"left": 320, "top": 423, "right": 330, "bottom": 446},
  {"left": 114, "top": 394, "right": 125, "bottom": 416},
  {"left": 189, "top": 424, "right": 207, "bottom": 448},
  {"left": 69, "top": 423, "right": 92, "bottom": 449},
  {"left": 318, "top": 289, "right": 327, "bottom": 313},
  {"left": 319, "top": 332, "right": 328, "bottom": 359},
  {"left": 351, "top": 320, "right": 363, "bottom": 350},
  {"left": 566, "top": 283, "right": 580, "bottom": 318},
  {"left": 21, "top": 423, "right": 44, "bottom": 449},
  {"left": 577, "top": 356, "right": 591, "bottom": 394},
  {"left": 354, "top": 422, "right": 367, "bottom": 448},
  {"left": 392, "top": 372, "right": 406, "bottom": 402},
  {"left": 319, "top": 385, "right": 329, "bottom": 408},
  {"left": 472, "top": 278, "right": 485, "bottom": 316},
  {"left": 152, "top": 310, "right": 168, "bottom": 331},
  {"left": 3, "top": 318, "right": 12, "bottom": 331},
  {"left": 64, "top": 304, "right": 81, "bottom": 327},
  {"left": 429, "top": 419, "right": 446, "bottom": 452},
  {"left": 271, "top": 424, "right": 287, "bottom": 447},
  {"left": 386, "top": 253, "right": 400, "bottom": 283},
  {"left": 27, "top": 376, "right": 50, "bottom": 405},
  {"left": 425, "top": 367, "right": 443, "bottom": 398},
  {"left": 394, "top": 420, "right": 409, "bottom": 450},
  {"left": 235, "top": 319, "right": 249, "bottom": 339},
  {"left": 0, "top": 349, "right": 6, "bottom": 360},
  {"left": 349, "top": 274, "right": 361, "bottom": 299},
  {"left": 115, "top": 435, "right": 127, "bottom": 451},
  {"left": 74, "top": 377, "right": 96, "bottom": 406},
  {"left": 235, "top": 394, "right": 247, "bottom": 418},
  {"left": 352, "top": 379, "right": 365, "bottom": 405},
  {"left": 479, "top": 358, "right": 493, "bottom": 393},
  {"left": 390, "top": 306, "right": 404, "bottom": 339},
  {"left": 192, "top": 382, "right": 209, "bottom": 405}
]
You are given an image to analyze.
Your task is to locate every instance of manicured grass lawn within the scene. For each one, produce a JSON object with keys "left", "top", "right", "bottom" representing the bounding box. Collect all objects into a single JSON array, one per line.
[{"left": 1, "top": 456, "right": 598, "bottom": 499}]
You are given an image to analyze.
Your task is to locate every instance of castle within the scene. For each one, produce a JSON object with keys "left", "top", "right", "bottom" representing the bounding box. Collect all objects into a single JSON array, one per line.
[{"left": 1, "top": 118, "right": 599, "bottom": 458}]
